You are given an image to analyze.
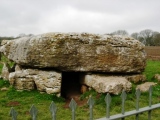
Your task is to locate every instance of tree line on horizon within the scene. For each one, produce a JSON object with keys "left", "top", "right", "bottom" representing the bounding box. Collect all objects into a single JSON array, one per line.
[
  {"left": 0, "top": 29, "right": 160, "bottom": 46},
  {"left": 109, "top": 29, "right": 160, "bottom": 46}
]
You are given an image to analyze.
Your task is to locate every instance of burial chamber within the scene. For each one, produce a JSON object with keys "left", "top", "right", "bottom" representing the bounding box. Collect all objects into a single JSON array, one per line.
[{"left": 0, "top": 32, "right": 146, "bottom": 96}]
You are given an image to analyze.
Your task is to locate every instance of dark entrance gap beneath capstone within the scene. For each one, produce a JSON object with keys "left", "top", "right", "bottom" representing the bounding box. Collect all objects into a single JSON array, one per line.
[{"left": 61, "top": 72, "right": 82, "bottom": 100}]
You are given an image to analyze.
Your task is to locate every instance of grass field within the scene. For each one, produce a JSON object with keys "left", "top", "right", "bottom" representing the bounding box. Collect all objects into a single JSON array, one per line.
[{"left": 0, "top": 52, "right": 160, "bottom": 119}]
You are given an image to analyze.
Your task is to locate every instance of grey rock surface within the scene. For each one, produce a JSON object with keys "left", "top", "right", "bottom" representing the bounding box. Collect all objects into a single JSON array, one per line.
[
  {"left": 154, "top": 74, "right": 160, "bottom": 82},
  {"left": 126, "top": 74, "right": 146, "bottom": 83},
  {"left": 0, "top": 32, "right": 146, "bottom": 73},
  {"left": 9, "top": 68, "right": 61, "bottom": 94},
  {"left": 1, "top": 62, "right": 10, "bottom": 80},
  {"left": 80, "top": 74, "right": 132, "bottom": 95},
  {"left": 136, "top": 82, "right": 157, "bottom": 92}
]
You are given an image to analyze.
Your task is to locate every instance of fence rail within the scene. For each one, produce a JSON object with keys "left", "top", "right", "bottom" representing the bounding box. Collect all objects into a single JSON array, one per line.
[{"left": 9, "top": 86, "right": 160, "bottom": 120}]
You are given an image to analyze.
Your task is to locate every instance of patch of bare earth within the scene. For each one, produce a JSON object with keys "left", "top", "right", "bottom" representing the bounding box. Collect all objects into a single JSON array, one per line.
[
  {"left": 145, "top": 46, "right": 160, "bottom": 60},
  {"left": 7, "top": 101, "right": 20, "bottom": 107},
  {"left": 63, "top": 91, "right": 88, "bottom": 108}
]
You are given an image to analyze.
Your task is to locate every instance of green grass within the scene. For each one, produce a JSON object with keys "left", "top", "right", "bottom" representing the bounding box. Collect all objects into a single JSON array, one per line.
[
  {"left": 0, "top": 80, "right": 10, "bottom": 88},
  {"left": 0, "top": 60, "right": 160, "bottom": 119},
  {"left": 144, "top": 60, "right": 160, "bottom": 81},
  {"left": 0, "top": 55, "right": 14, "bottom": 74}
]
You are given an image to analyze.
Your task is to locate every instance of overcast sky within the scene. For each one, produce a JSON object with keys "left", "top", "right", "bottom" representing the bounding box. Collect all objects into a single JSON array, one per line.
[{"left": 0, "top": 0, "right": 160, "bottom": 37}]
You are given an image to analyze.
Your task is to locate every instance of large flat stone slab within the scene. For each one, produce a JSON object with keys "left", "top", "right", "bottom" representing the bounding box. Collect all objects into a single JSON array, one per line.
[{"left": 0, "top": 32, "right": 146, "bottom": 73}]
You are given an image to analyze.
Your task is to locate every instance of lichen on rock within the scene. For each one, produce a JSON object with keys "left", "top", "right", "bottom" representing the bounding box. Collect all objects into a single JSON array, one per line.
[
  {"left": 0, "top": 32, "right": 146, "bottom": 73},
  {"left": 0, "top": 32, "right": 147, "bottom": 95}
]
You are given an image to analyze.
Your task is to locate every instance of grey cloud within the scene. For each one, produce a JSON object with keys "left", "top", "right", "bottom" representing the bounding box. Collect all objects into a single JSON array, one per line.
[{"left": 0, "top": 0, "right": 160, "bottom": 36}]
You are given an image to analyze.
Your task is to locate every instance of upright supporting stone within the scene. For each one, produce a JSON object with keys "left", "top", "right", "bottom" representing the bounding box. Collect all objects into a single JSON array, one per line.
[
  {"left": 69, "top": 98, "right": 77, "bottom": 120},
  {"left": 9, "top": 107, "right": 18, "bottom": 120},
  {"left": 88, "top": 96, "right": 95, "bottom": 120},
  {"left": 135, "top": 89, "right": 141, "bottom": 120},
  {"left": 30, "top": 105, "right": 38, "bottom": 120},
  {"left": 49, "top": 101, "right": 57, "bottom": 120},
  {"left": 105, "top": 93, "right": 111, "bottom": 118}
]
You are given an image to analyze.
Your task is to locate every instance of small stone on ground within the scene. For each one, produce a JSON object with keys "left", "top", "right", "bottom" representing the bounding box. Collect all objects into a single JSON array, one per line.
[{"left": 136, "top": 82, "right": 157, "bottom": 92}]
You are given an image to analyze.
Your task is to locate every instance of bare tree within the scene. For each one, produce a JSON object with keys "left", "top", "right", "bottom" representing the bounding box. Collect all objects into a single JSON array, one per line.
[
  {"left": 28, "top": 34, "right": 34, "bottom": 37},
  {"left": 18, "top": 33, "right": 26, "bottom": 38},
  {"left": 111, "top": 30, "right": 129, "bottom": 35},
  {"left": 152, "top": 32, "right": 160, "bottom": 46},
  {"left": 131, "top": 32, "right": 139, "bottom": 40},
  {"left": 17, "top": 33, "right": 34, "bottom": 38},
  {"left": 139, "top": 29, "right": 154, "bottom": 46}
]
